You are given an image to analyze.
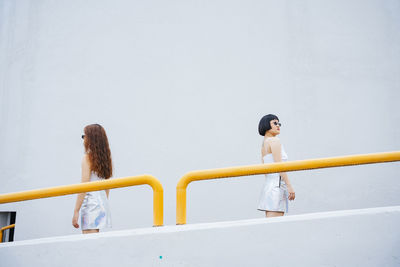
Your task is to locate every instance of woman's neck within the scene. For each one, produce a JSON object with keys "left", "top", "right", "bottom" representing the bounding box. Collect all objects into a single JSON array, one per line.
[{"left": 265, "top": 132, "right": 275, "bottom": 138}]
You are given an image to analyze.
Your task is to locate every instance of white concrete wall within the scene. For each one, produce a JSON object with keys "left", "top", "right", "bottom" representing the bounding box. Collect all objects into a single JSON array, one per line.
[
  {"left": 0, "top": 0, "right": 399, "bottom": 241},
  {"left": 1, "top": 206, "right": 400, "bottom": 267}
]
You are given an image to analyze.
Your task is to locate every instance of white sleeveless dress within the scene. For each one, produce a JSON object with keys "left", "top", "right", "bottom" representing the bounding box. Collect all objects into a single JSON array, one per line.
[
  {"left": 257, "top": 144, "right": 289, "bottom": 213},
  {"left": 80, "top": 172, "right": 112, "bottom": 230}
]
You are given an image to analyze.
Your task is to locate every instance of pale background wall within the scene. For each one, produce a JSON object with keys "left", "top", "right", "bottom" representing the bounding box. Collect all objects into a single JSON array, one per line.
[{"left": 0, "top": 0, "right": 399, "bottom": 240}]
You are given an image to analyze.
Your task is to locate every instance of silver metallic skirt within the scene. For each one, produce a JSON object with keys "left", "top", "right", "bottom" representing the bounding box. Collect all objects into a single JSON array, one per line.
[
  {"left": 81, "top": 190, "right": 112, "bottom": 230},
  {"left": 257, "top": 173, "right": 288, "bottom": 213}
]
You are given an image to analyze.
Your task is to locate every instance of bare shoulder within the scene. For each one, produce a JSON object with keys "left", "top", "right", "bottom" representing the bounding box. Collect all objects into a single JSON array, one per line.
[
  {"left": 81, "top": 154, "right": 90, "bottom": 166},
  {"left": 81, "top": 154, "right": 91, "bottom": 182},
  {"left": 267, "top": 137, "right": 282, "bottom": 153}
]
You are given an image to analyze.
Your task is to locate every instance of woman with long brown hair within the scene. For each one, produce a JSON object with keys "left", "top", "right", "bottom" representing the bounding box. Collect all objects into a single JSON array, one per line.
[{"left": 72, "top": 124, "right": 113, "bottom": 234}]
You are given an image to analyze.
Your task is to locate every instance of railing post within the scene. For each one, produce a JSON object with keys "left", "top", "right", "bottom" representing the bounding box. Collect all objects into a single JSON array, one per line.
[
  {"left": 176, "top": 187, "right": 187, "bottom": 225},
  {"left": 147, "top": 177, "right": 164, "bottom": 227}
]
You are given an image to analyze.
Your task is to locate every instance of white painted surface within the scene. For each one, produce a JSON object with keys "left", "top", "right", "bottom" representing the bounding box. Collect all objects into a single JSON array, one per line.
[
  {"left": 1, "top": 206, "right": 400, "bottom": 266},
  {"left": 0, "top": 0, "right": 399, "bottom": 241}
]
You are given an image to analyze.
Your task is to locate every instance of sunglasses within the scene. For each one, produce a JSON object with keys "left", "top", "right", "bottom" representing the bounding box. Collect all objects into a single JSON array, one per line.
[
  {"left": 81, "top": 135, "right": 85, "bottom": 139},
  {"left": 273, "top": 121, "right": 282, "bottom": 127}
]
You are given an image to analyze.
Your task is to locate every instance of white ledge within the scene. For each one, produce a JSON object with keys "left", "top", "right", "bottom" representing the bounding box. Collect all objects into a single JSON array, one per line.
[{"left": 2, "top": 205, "right": 399, "bottom": 248}]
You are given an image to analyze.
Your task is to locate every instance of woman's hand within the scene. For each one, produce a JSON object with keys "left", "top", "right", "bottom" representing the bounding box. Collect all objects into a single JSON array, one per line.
[
  {"left": 287, "top": 185, "right": 295, "bottom": 201},
  {"left": 72, "top": 211, "right": 80, "bottom": 228}
]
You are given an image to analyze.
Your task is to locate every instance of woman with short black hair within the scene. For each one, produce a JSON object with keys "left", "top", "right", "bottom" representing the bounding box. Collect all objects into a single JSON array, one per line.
[{"left": 257, "top": 114, "right": 295, "bottom": 217}]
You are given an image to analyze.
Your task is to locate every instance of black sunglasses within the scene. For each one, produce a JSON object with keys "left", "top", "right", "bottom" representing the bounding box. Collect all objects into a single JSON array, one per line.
[
  {"left": 81, "top": 135, "right": 85, "bottom": 139},
  {"left": 273, "top": 121, "right": 282, "bottom": 127}
]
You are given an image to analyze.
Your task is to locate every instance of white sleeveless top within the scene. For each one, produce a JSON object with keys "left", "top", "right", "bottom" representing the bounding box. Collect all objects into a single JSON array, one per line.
[
  {"left": 262, "top": 142, "right": 288, "bottom": 164},
  {"left": 89, "top": 172, "right": 103, "bottom": 182}
]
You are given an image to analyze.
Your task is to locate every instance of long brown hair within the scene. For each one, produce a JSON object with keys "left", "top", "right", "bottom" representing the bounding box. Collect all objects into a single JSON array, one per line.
[{"left": 83, "top": 124, "right": 113, "bottom": 179}]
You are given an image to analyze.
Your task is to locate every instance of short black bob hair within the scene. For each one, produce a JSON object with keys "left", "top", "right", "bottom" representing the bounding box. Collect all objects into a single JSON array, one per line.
[{"left": 258, "top": 114, "right": 279, "bottom": 136}]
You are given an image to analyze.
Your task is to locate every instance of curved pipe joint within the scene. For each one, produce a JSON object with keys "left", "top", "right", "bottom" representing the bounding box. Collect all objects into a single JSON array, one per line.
[{"left": 176, "top": 151, "right": 400, "bottom": 225}]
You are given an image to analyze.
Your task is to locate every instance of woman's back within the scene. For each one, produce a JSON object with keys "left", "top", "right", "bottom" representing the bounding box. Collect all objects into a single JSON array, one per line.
[{"left": 262, "top": 138, "right": 288, "bottom": 163}]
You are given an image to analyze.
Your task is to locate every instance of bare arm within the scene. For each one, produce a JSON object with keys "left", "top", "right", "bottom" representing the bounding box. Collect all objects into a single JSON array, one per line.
[
  {"left": 261, "top": 147, "right": 265, "bottom": 164},
  {"left": 269, "top": 137, "right": 295, "bottom": 200},
  {"left": 72, "top": 155, "right": 91, "bottom": 228}
]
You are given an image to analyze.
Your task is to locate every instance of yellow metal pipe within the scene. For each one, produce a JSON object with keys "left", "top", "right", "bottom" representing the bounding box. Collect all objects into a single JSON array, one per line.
[
  {"left": 176, "top": 151, "right": 400, "bottom": 225},
  {"left": 0, "top": 224, "right": 15, "bottom": 243},
  {"left": 0, "top": 175, "right": 164, "bottom": 226}
]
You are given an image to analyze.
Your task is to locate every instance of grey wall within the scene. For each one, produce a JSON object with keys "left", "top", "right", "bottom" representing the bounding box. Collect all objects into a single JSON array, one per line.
[{"left": 0, "top": 0, "right": 399, "bottom": 240}]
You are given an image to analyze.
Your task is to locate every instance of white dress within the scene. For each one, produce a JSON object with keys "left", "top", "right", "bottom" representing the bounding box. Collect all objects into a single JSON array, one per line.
[
  {"left": 257, "top": 144, "right": 289, "bottom": 213},
  {"left": 80, "top": 172, "right": 112, "bottom": 230}
]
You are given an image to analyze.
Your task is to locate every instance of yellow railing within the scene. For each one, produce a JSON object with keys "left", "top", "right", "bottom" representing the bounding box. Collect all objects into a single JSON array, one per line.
[
  {"left": 0, "top": 224, "right": 15, "bottom": 243},
  {"left": 176, "top": 151, "right": 400, "bottom": 225},
  {"left": 0, "top": 175, "right": 164, "bottom": 227}
]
